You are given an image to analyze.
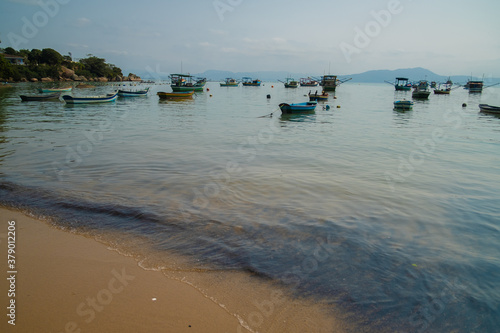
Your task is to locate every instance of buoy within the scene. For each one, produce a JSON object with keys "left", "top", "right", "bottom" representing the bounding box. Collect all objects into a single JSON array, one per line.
[
  {"left": 337, "top": 105, "right": 341, "bottom": 108},
  {"left": 462, "top": 103, "right": 467, "bottom": 107},
  {"left": 325, "top": 105, "right": 330, "bottom": 110},
  {"left": 207, "top": 88, "right": 210, "bottom": 91},
  {"left": 266, "top": 94, "right": 271, "bottom": 99},
  {"left": 271, "top": 85, "right": 274, "bottom": 88},
  {"left": 210, "top": 94, "right": 213, "bottom": 97},
  {"left": 333, "top": 96, "right": 337, "bottom": 99}
]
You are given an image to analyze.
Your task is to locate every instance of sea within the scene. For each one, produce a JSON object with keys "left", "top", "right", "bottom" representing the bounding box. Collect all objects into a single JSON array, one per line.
[{"left": 1, "top": 81, "right": 499, "bottom": 332}]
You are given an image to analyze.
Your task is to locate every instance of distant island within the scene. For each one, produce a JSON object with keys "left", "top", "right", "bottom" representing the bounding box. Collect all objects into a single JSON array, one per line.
[{"left": 0, "top": 47, "right": 140, "bottom": 83}]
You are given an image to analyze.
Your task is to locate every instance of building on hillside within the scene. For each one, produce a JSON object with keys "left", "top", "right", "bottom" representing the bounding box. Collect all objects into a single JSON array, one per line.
[{"left": 1, "top": 54, "right": 26, "bottom": 65}]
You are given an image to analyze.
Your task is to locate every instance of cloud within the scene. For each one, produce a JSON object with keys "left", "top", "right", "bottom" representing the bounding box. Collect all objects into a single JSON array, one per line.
[
  {"left": 75, "top": 17, "right": 91, "bottom": 27},
  {"left": 104, "top": 50, "right": 129, "bottom": 56},
  {"left": 67, "top": 43, "right": 89, "bottom": 49},
  {"left": 210, "top": 29, "right": 228, "bottom": 35}
]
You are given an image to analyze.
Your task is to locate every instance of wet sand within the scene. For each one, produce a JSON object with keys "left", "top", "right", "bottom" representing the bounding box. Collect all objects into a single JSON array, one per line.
[
  {"left": 0, "top": 207, "right": 249, "bottom": 333},
  {"left": 0, "top": 207, "right": 348, "bottom": 333}
]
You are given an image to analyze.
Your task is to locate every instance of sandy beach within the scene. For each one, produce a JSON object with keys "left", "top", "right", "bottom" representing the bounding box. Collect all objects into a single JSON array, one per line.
[
  {"left": 0, "top": 207, "right": 251, "bottom": 333},
  {"left": 0, "top": 207, "right": 346, "bottom": 333}
]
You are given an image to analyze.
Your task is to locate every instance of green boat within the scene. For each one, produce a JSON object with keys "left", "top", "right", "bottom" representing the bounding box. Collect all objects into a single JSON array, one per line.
[{"left": 170, "top": 74, "right": 206, "bottom": 92}]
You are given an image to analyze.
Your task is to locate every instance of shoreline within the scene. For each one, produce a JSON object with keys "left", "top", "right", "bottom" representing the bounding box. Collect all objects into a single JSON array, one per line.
[
  {"left": 0, "top": 206, "right": 349, "bottom": 332},
  {"left": 0, "top": 207, "right": 249, "bottom": 332}
]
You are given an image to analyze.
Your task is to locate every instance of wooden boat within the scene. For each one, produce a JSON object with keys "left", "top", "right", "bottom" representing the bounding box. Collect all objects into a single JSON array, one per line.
[
  {"left": 433, "top": 78, "right": 453, "bottom": 94},
  {"left": 280, "top": 78, "right": 299, "bottom": 88},
  {"left": 220, "top": 78, "right": 239, "bottom": 87},
  {"left": 39, "top": 86, "right": 72, "bottom": 93},
  {"left": 308, "top": 90, "right": 329, "bottom": 101},
  {"left": 117, "top": 87, "right": 149, "bottom": 97},
  {"left": 20, "top": 92, "right": 61, "bottom": 101},
  {"left": 385, "top": 77, "right": 412, "bottom": 91},
  {"left": 62, "top": 92, "right": 118, "bottom": 104},
  {"left": 394, "top": 100, "right": 414, "bottom": 110},
  {"left": 279, "top": 101, "right": 317, "bottom": 114},
  {"left": 300, "top": 77, "right": 319, "bottom": 87},
  {"left": 412, "top": 81, "right": 430, "bottom": 99},
  {"left": 434, "top": 88, "right": 451, "bottom": 95},
  {"left": 321, "top": 75, "right": 351, "bottom": 91},
  {"left": 478, "top": 104, "right": 500, "bottom": 114},
  {"left": 242, "top": 77, "right": 261, "bottom": 86},
  {"left": 170, "top": 74, "right": 206, "bottom": 92},
  {"left": 157, "top": 90, "right": 195, "bottom": 99}
]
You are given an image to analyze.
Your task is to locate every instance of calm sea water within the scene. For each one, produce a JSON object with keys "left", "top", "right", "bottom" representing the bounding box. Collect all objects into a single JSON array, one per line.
[{"left": 1, "top": 81, "right": 499, "bottom": 332}]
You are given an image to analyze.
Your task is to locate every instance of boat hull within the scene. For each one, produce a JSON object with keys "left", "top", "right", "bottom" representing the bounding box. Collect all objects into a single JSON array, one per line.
[
  {"left": 279, "top": 102, "right": 317, "bottom": 114},
  {"left": 412, "top": 91, "right": 430, "bottom": 99},
  {"left": 394, "top": 100, "right": 414, "bottom": 110},
  {"left": 308, "top": 92, "right": 328, "bottom": 101},
  {"left": 117, "top": 88, "right": 149, "bottom": 97},
  {"left": 478, "top": 104, "right": 500, "bottom": 114},
  {"left": 20, "top": 93, "right": 61, "bottom": 101},
  {"left": 171, "top": 84, "right": 205, "bottom": 92},
  {"left": 157, "top": 91, "right": 194, "bottom": 99},
  {"left": 395, "top": 85, "right": 411, "bottom": 91},
  {"left": 62, "top": 92, "right": 118, "bottom": 104}
]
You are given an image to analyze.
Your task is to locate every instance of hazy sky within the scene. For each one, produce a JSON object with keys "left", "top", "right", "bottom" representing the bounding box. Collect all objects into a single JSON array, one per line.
[{"left": 1, "top": 0, "right": 499, "bottom": 77}]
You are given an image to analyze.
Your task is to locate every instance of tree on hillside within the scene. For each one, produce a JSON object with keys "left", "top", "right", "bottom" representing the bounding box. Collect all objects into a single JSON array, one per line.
[
  {"left": 40, "top": 48, "right": 63, "bottom": 66},
  {"left": 79, "top": 56, "right": 121, "bottom": 79},
  {"left": 3, "top": 47, "right": 17, "bottom": 55},
  {"left": 28, "top": 49, "right": 42, "bottom": 65},
  {"left": 0, "top": 54, "right": 15, "bottom": 80}
]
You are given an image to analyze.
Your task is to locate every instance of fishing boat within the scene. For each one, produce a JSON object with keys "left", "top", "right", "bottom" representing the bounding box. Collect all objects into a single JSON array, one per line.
[
  {"left": 280, "top": 78, "right": 299, "bottom": 88},
  {"left": 412, "top": 81, "right": 431, "bottom": 99},
  {"left": 308, "top": 90, "right": 329, "bottom": 101},
  {"left": 434, "top": 86, "right": 451, "bottom": 94},
  {"left": 242, "top": 77, "right": 262, "bottom": 86},
  {"left": 478, "top": 104, "right": 500, "bottom": 114},
  {"left": 299, "top": 77, "right": 319, "bottom": 87},
  {"left": 157, "top": 90, "right": 195, "bottom": 99},
  {"left": 170, "top": 74, "right": 206, "bottom": 92},
  {"left": 20, "top": 93, "right": 61, "bottom": 101},
  {"left": 117, "top": 87, "right": 149, "bottom": 97},
  {"left": 394, "top": 100, "right": 414, "bottom": 110},
  {"left": 321, "top": 75, "right": 351, "bottom": 91},
  {"left": 467, "top": 80, "right": 483, "bottom": 93},
  {"left": 385, "top": 77, "right": 412, "bottom": 91},
  {"left": 62, "top": 92, "right": 118, "bottom": 104},
  {"left": 279, "top": 101, "right": 317, "bottom": 114},
  {"left": 220, "top": 78, "right": 239, "bottom": 87},
  {"left": 38, "top": 86, "right": 72, "bottom": 93}
]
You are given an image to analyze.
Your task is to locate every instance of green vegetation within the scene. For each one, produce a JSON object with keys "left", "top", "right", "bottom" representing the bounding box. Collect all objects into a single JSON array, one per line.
[{"left": 0, "top": 47, "right": 123, "bottom": 82}]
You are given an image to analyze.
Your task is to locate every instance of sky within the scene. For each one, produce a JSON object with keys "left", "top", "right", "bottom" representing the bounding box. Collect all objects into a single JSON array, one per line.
[{"left": 1, "top": 0, "right": 500, "bottom": 78}]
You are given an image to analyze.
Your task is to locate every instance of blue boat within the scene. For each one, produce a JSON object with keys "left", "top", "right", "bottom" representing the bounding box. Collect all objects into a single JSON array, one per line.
[
  {"left": 394, "top": 100, "right": 413, "bottom": 110},
  {"left": 279, "top": 101, "right": 317, "bottom": 114},
  {"left": 242, "top": 77, "right": 262, "bottom": 86},
  {"left": 62, "top": 92, "right": 118, "bottom": 104}
]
